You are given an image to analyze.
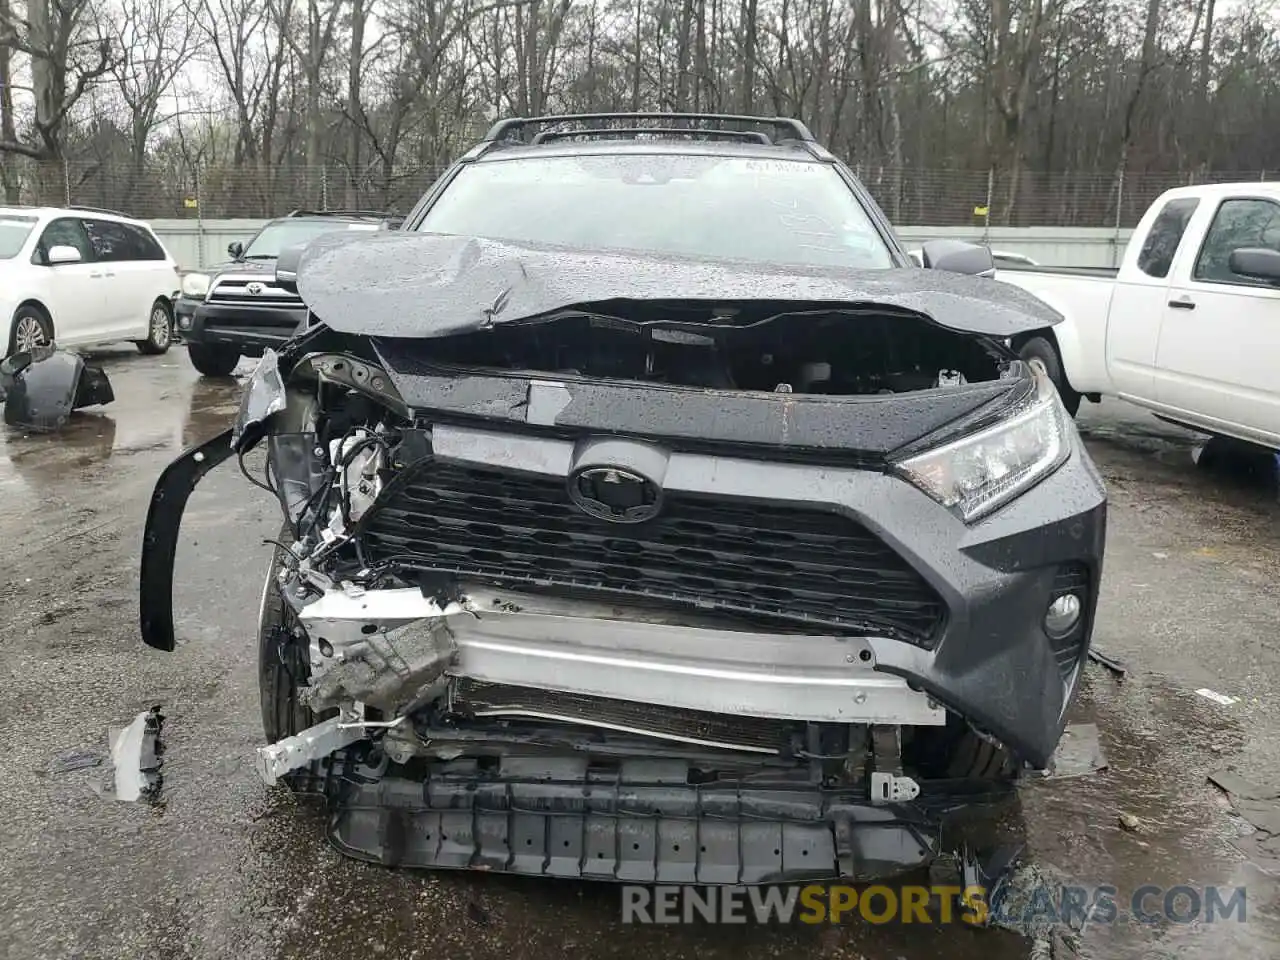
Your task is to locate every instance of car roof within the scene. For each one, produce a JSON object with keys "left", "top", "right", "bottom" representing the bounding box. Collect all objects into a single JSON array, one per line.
[
  {"left": 0, "top": 205, "right": 152, "bottom": 225},
  {"left": 1154, "top": 182, "right": 1280, "bottom": 203}
]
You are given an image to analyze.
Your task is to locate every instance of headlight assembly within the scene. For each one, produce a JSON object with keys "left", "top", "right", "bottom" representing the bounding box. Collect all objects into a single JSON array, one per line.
[
  {"left": 893, "top": 366, "right": 1071, "bottom": 522},
  {"left": 180, "top": 272, "right": 212, "bottom": 299}
]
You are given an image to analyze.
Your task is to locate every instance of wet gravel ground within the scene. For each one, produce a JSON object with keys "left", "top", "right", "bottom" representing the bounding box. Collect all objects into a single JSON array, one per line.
[{"left": 2, "top": 348, "right": 1279, "bottom": 960}]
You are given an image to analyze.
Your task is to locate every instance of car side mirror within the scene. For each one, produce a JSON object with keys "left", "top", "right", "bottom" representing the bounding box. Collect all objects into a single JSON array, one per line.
[
  {"left": 47, "top": 245, "right": 83, "bottom": 265},
  {"left": 275, "top": 244, "right": 304, "bottom": 294},
  {"left": 227, "top": 241, "right": 244, "bottom": 259},
  {"left": 1228, "top": 247, "right": 1280, "bottom": 283},
  {"left": 920, "top": 239, "right": 996, "bottom": 278}
]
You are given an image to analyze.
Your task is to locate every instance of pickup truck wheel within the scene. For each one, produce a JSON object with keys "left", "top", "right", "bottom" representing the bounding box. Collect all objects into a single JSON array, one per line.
[
  {"left": 1019, "top": 336, "right": 1081, "bottom": 416},
  {"left": 187, "top": 342, "right": 240, "bottom": 378},
  {"left": 134, "top": 299, "right": 173, "bottom": 355},
  {"left": 258, "top": 529, "right": 315, "bottom": 745}
]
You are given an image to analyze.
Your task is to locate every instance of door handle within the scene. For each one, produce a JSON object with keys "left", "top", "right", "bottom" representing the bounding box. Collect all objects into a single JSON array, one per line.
[
  {"left": 1168, "top": 298, "right": 1196, "bottom": 310},
  {"left": 103, "top": 272, "right": 115, "bottom": 278},
  {"left": 89, "top": 272, "right": 104, "bottom": 278}
]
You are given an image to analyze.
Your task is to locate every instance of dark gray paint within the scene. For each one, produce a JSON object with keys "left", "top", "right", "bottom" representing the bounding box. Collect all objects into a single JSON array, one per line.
[
  {"left": 295, "top": 231, "right": 1063, "bottom": 339},
  {"left": 370, "top": 341, "right": 1031, "bottom": 457}
]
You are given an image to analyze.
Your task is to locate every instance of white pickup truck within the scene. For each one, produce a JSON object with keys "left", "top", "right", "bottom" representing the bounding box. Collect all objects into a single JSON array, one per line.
[{"left": 995, "top": 182, "right": 1279, "bottom": 451}]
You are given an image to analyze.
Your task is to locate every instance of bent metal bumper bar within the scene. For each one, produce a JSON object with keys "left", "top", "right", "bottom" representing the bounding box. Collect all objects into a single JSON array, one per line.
[{"left": 300, "top": 585, "right": 947, "bottom": 726}]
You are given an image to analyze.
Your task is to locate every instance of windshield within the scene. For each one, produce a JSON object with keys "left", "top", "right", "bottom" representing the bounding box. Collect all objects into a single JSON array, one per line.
[
  {"left": 416, "top": 154, "right": 896, "bottom": 270},
  {"left": 0, "top": 214, "right": 37, "bottom": 259},
  {"left": 242, "top": 220, "right": 381, "bottom": 259}
]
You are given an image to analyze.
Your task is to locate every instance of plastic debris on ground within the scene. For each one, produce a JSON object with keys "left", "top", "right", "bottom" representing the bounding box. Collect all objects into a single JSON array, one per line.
[
  {"left": 95, "top": 706, "right": 165, "bottom": 803},
  {"left": 1041, "top": 722, "right": 1108, "bottom": 780},
  {"left": 1209, "top": 769, "right": 1280, "bottom": 876},
  {"left": 1195, "top": 688, "right": 1238, "bottom": 706},
  {"left": 1086, "top": 648, "right": 1127, "bottom": 680}
]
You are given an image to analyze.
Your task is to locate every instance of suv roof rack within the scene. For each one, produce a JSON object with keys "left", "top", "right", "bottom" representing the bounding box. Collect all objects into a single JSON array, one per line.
[
  {"left": 67, "top": 204, "right": 132, "bottom": 219},
  {"left": 532, "top": 127, "right": 772, "bottom": 145},
  {"left": 285, "top": 208, "right": 397, "bottom": 220},
  {"left": 483, "top": 112, "right": 817, "bottom": 146}
]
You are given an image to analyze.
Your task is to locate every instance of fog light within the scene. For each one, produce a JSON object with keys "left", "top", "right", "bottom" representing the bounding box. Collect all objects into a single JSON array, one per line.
[
  {"left": 178, "top": 315, "right": 192, "bottom": 330},
  {"left": 1045, "top": 594, "right": 1082, "bottom": 639}
]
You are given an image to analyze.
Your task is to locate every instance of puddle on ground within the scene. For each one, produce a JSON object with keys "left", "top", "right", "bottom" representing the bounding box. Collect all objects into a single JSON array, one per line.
[{"left": 1013, "top": 667, "right": 1280, "bottom": 958}]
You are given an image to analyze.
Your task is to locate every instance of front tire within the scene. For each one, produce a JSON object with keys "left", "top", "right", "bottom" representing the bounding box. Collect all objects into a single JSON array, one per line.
[
  {"left": 1018, "top": 335, "right": 1081, "bottom": 416},
  {"left": 7, "top": 304, "right": 54, "bottom": 357},
  {"left": 135, "top": 299, "right": 173, "bottom": 355},
  {"left": 258, "top": 529, "right": 314, "bottom": 744},
  {"left": 187, "top": 341, "right": 240, "bottom": 378}
]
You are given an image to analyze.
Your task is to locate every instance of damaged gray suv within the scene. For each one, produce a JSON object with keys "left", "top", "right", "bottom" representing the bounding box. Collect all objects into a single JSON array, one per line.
[{"left": 139, "top": 113, "right": 1106, "bottom": 884}]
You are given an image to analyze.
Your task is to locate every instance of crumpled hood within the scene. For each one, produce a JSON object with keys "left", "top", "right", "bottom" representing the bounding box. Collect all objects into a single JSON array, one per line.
[{"left": 294, "top": 231, "right": 1061, "bottom": 338}]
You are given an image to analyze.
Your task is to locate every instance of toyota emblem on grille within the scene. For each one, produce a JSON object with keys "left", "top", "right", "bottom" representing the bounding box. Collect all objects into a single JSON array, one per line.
[
  {"left": 246, "top": 281, "right": 264, "bottom": 295},
  {"left": 568, "top": 466, "right": 662, "bottom": 523}
]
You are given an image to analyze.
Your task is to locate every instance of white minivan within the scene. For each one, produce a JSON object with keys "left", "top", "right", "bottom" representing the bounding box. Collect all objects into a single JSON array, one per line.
[{"left": 0, "top": 205, "right": 180, "bottom": 357}]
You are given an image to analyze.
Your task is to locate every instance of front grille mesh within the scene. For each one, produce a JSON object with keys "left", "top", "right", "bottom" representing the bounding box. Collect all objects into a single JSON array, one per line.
[
  {"left": 360, "top": 459, "right": 945, "bottom": 644},
  {"left": 207, "top": 278, "right": 301, "bottom": 309}
]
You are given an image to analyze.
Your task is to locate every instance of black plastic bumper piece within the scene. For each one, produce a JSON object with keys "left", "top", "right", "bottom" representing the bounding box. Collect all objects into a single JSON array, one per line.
[
  {"left": 139, "top": 428, "right": 235, "bottom": 651},
  {"left": 327, "top": 773, "right": 940, "bottom": 884}
]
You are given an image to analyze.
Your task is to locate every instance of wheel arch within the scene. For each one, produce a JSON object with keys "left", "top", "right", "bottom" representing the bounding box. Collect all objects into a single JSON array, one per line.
[
  {"left": 1011, "top": 326, "right": 1079, "bottom": 392},
  {"left": 13, "top": 298, "right": 56, "bottom": 336},
  {"left": 8, "top": 299, "right": 57, "bottom": 352}
]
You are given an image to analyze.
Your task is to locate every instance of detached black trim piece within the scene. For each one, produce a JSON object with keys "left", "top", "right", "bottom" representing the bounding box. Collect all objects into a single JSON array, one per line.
[
  {"left": 139, "top": 428, "right": 235, "bottom": 651},
  {"left": 329, "top": 773, "right": 940, "bottom": 884}
]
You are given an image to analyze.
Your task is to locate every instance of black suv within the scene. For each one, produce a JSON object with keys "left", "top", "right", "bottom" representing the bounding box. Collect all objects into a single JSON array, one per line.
[
  {"left": 143, "top": 114, "right": 1106, "bottom": 885},
  {"left": 175, "top": 210, "right": 399, "bottom": 376}
]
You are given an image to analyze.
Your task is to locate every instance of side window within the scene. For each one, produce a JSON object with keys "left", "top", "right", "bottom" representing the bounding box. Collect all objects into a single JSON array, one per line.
[
  {"left": 32, "top": 217, "right": 95, "bottom": 265},
  {"left": 82, "top": 218, "right": 143, "bottom": 262},
  {"left": 1136, "top": 198, "right": 1199, "bottom": 279},
  {"left": 1193, "top": 198, "right": 1280, "bottom": 285},
  {"left": 125, "top": 224, "right": 166, "bottom": 260}
]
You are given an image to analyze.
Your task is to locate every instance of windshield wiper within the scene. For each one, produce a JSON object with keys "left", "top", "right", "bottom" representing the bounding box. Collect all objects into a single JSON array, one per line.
[{"left": 243, "top": 253, "right": 277, "bottom": 260}]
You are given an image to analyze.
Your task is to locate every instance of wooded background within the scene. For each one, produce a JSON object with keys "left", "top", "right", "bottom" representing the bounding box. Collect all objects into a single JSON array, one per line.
[{"left": 0, "top": 0, "right": 1276, "bottom": 225}]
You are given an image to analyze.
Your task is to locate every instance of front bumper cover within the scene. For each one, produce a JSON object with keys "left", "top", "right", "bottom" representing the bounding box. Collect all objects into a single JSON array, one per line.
[{"left": 185, "top": 300, "right": 307, "bottom": 356}]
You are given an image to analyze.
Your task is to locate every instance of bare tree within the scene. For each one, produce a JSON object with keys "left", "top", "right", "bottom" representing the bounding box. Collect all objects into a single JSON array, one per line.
[
  {"left": 0, "top": 0, "right": 117, "bottom": 163},
  {"left": 108, "top": 0, "right": 197, "bottom": 170}
]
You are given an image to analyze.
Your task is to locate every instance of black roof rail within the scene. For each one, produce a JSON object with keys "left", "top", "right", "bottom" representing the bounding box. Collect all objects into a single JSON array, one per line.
[
  {"left": 483, "top": 113, "right": 817, "bottom": 146},
  {"left": 67, "top": 204, "right": 133, "bottom": 219},
  {"left": 285, "top": 208, "right": 398, "bottom": 220},
  {"left": 531, "top": 127, "right": 772, "bottom": 145}
]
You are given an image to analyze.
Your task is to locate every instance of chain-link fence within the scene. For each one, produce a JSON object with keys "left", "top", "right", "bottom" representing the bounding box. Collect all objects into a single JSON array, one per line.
[
  {"left": 2, "top": 156, "right": 1276, "bottom": 226},
  {"left": 0, "top": 158, "right": 449, "bottom": 221}
]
